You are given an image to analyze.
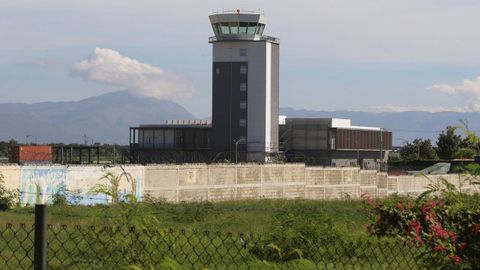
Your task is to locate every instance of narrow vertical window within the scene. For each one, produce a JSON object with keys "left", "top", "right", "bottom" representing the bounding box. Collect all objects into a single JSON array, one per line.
[
  {"left": 240, "top": 65, "right": 247, "bottom": 74},
  {"left": 240, "top": 83, "right": 247, "bottom": 92},
  {"left": 239, "top": 119, "right": 247, "bottom": 127},
  {"left": 240, "top": 101, "right": 247, "bottom": 109},
  {"left": 216, "top": 68, "right": 220, "bottom": 75}
]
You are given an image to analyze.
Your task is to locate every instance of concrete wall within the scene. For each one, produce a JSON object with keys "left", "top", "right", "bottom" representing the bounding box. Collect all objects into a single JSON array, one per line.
[
  {"left": 0, "top": 164, "right": 20, "bottom": 190},
  {"left": 0, "top": 164, "right": 144, "bottom": 205},
  {"left": 143, "top": 164, "right": 477, "bottom": 202},
  {"left": 1, "top": 164, "right": 477, "bottom": 204}
]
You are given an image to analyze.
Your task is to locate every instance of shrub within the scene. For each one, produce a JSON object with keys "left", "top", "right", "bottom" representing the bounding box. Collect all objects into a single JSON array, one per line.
[
  {"left": 89, "top": 169, "right": 136, "bottom": 203},
  {"left": 364, "top": 175, "right": 480, "bottom": 269},
  {"left": 250, "top": 212, "right": 343, "bottom": 262},
  {"left": 0, "top": 172, "right": 18, "bottom": 211},
  {"left": 51, "top": 183, "right": 81, "bottom": 206}
]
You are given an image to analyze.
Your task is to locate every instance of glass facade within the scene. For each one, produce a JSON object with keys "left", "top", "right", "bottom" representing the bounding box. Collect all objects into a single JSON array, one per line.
[{"left": 212, "top": 23, "right": 265, "bottom": 36}]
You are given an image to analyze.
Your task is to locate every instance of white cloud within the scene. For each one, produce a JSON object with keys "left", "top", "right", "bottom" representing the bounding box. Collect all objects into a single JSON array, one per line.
[
  {"left": 429, "top": 76, "right": 480, "bottom": 111},
  {"left": 72, "top": 48, "right": 195, "bottom": 99}
]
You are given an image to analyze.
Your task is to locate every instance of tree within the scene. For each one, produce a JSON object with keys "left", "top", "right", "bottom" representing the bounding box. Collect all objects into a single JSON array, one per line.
[
  {"left": 0, "top": 139, "right": 18, "bottom": 158},
  {"left": 399, "top": 139, "right": 438, "bottom": 161},
  {"left": 453, "top": 148, "right": 476, "bottom": 159},
  {"left": 436, "top": 127, "right": 461, "bottom": 160},
  {"left": 455, "top": 119, "right": 480, "bottom": 155}
]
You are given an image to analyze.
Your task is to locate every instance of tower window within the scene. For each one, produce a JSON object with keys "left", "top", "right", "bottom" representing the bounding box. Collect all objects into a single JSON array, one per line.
[
  {"left": 240, "top": 101, "right": 247, "bottom": 109},
  {"left": 216, "top": 68, "right": 220, "bottom": 75},
  {"left": 240, "top": 48, "right": 247, "bottom": 57},
  {"left": 239, "top": 22, "right": 248, "bottom": 34},
  {"left": 256, "top": 24, "right": 265, "bottom": 35},
  {"left": 220, "top": 23, "right": 230, "bottom": 34},
  {"left": 240, "top": 66, "right": 247, "bottom": 74},
  {"left": 247, "top": 23, "right": 258, "bottom": 34},
  {"left": 240, "top": 83, "right": 247, "bottom": 92},
  {"left": 239, "top": 119, "right": 247, "bottom": 127},
  {"left": 229, "top": 22, "right": 239, "bottom": 34}
]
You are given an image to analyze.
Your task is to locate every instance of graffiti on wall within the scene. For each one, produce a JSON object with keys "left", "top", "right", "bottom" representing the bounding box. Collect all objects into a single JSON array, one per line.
[
  {"left": 65, "top": 166, "right": 144, "bottom": 205},
  {"left": 20, "top": 166, "right": 67, "bottom": 205}
]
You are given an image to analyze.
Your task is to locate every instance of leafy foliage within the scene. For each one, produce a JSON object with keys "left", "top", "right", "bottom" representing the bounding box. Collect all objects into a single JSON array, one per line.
[
  {"left": 436, "top": 126, "right": 462, "bottom": 160},
  {"left": 399, "top": 138, "right": 438, "bottom": 161},
  {"left": 51, "top": 183, "right": 82, "bottom": 206},
  {"left": 453, "top": 148, "right": 477, "bottom": 159},
  {"left": 455, "top": 119, "right": 480, "bottom": 155},
  {"left": 364, "top": 174, "right": 480, "bottom": 269},
  {"left": 89, "top": 168, "right": 136, "bottom": 203},
  {"left": 250, "top": 212, "right": 343, "bottom": 262},
  {"left": 0, "top": 172, "right": 19, "bottom": 211}
]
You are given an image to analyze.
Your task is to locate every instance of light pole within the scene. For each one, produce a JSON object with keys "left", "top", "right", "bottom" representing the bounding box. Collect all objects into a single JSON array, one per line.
[
  {"left": 380, "top": 128, "right": 384, "bottom": 171},
  {"left": 234, "top": 138, "right": 246, "bottom": 164},
  {"left": 113, "top": 143, "right": 116, "bottom": 164},
  {"left": 25, "top": 135, "right": 37, "bottom": 144}
]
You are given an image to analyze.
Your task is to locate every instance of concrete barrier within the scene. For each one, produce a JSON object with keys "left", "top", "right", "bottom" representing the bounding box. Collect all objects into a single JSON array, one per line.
[
  {"left": 0, "top": 165, "right": 21, "bottom": 190},
  {"left": 1, "top": 164, "right": 477, "bottom": 204}
]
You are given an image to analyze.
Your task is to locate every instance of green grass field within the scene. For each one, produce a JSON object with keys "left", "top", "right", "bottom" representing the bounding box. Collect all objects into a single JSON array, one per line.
[
  {"left": 0, "top": 200, "right": 427, "bottom": 269},
  {"left": 1, "top": 199, "right": 369, "bottom": 235}
]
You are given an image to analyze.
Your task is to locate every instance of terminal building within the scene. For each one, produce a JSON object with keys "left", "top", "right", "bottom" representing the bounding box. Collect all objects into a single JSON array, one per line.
[
  {"left": 129, "top": 10, "right": 392, "bottom": 168},
  {"left": 279, "top": 118, "right": 391, "bottom": 169}
]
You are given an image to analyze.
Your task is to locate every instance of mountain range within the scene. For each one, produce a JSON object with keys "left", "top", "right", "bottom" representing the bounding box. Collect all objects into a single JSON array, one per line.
[
  {"left": 0, "top": 91, "right": 194, "bottom": 144},
  {"left": 1, "top": 91, "right": 479, "bottom": 145}
]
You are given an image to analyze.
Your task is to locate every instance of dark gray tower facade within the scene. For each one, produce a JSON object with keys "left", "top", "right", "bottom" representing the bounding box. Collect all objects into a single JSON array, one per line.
[{"left": 209, "top": 11, "right": 280, "bottom": 162}]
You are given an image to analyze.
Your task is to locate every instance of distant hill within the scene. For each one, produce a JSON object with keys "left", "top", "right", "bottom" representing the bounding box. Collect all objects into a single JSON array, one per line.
[
  {"left": 2, "top": 93, "right": 478, "bottom": 146},
  {"left": 0, "top": 91, "right": 194, "bottom": 144},
  {"left": 280, "top": 107, "right": 480, "bottom": 146}
]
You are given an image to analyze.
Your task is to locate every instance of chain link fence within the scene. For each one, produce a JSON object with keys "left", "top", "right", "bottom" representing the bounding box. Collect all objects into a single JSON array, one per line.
[{"left": 1, "top": 216, "right": 430, "bottom": 269}]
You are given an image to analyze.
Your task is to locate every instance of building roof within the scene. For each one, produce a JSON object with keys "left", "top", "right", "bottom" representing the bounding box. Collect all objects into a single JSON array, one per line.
[
  {"left": 138, "top": 119, "right": 212, "bottom": 128},
  {"left": 280, "top": 117, "right": 385, "bottom": 131}
]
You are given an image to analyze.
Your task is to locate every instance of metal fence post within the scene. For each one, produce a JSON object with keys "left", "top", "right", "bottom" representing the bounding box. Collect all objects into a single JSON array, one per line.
[{"left": 34, "top": 204, "right": 47, "bottom": 270}]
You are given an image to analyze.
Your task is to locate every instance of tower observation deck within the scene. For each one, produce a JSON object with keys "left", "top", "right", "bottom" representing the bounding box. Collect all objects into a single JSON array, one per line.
[{"left": 208, "top": 10, "right": 279, "bottom": 43}]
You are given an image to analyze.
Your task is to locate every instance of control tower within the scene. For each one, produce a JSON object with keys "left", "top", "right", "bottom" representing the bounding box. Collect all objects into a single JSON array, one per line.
[{"left": 209, "top": 10, "right": 280, "bottom": 161}]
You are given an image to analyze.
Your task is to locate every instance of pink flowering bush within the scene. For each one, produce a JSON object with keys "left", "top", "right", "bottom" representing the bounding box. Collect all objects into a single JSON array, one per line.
[{"left": 364, "top": 170, "right": 480, "bottom": 269}]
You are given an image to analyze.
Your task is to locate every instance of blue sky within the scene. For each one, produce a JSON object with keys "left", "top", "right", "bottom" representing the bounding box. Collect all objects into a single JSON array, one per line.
[{"left": 2, "top": 0, "right": 480, "bottom": 118}]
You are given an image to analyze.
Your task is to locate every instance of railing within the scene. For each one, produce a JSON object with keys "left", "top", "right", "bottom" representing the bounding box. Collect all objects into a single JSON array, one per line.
[
  {"left": 211, "top": 9, "right": 264, "bottom": 15},
  {"left": 209, "top": 35, "right": 280, "bottom": 43}
]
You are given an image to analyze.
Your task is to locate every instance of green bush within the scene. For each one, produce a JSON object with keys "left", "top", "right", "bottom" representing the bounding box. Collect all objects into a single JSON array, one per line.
[
  {"left": 0, "top": 172, "right": 18, "bottom": 211},
  {"left": 51, "top": 183, "right": 81, "bottom": 206},
  {"left": 249, "top": 212, "right": 343, "bottom": 262},
  {"left": 364, "top": 174, "right": 480, "bottom": 269}
]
